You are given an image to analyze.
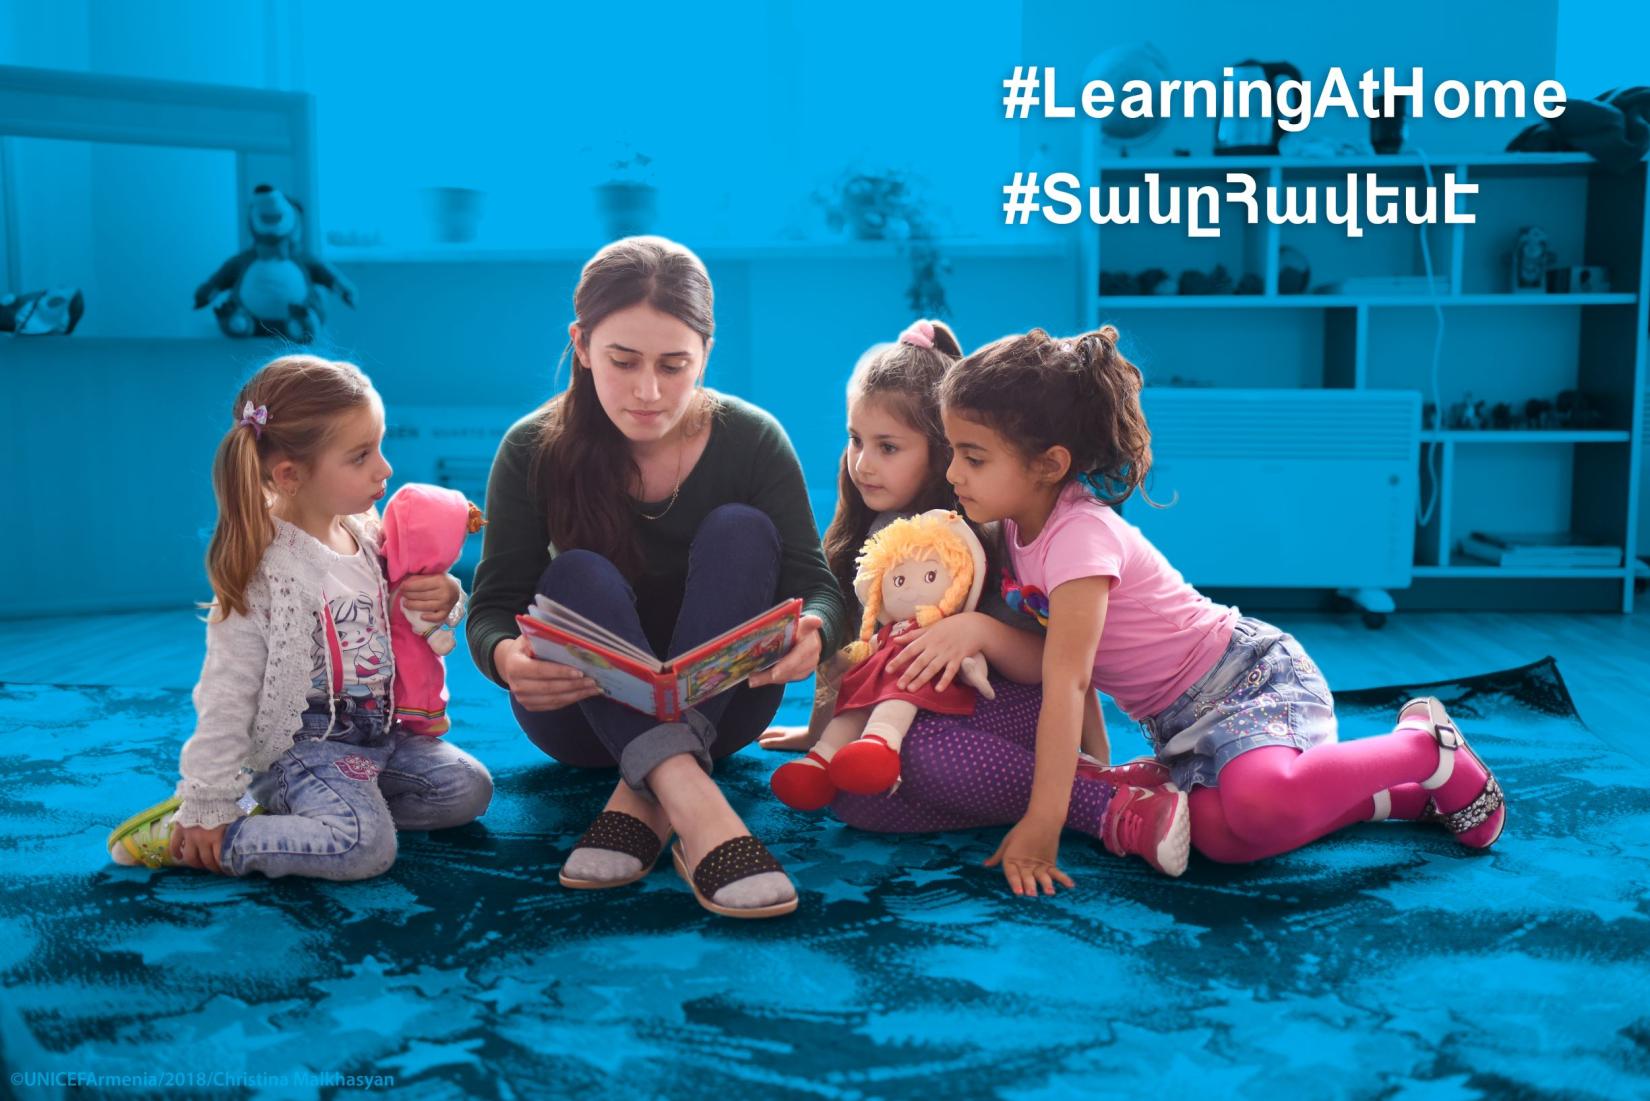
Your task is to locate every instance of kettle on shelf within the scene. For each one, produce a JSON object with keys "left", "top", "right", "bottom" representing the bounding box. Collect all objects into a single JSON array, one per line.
[{"left": 1216, "top": 59, "right": 1303, "bottom": 155}]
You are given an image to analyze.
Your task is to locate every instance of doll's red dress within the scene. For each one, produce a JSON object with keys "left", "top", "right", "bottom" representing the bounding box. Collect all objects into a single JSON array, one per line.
[{"left": 834, "top": 619, "right": 977, "bottom": 716}]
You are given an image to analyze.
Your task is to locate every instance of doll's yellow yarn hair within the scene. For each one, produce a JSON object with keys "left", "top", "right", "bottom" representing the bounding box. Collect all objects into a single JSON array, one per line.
[{"left": 843, "top": 513, "right": 975, "bottom": 664}]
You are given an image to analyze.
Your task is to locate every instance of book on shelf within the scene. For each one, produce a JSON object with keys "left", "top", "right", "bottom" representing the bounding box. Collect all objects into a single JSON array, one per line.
[
  {"left": 514, "top": 595, "right": 803, "bottom": 721},
  {"left": 1458, "top": 531, "right": 1623, "bottom": 568}
]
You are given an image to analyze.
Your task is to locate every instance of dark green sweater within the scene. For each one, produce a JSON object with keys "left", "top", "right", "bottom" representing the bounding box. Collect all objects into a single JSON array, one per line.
[{"left": 466, "top": 391, "right": 851, "bottom": 686}]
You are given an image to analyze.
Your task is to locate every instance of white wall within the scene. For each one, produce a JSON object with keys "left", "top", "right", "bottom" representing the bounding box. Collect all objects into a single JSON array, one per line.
[
  {"left": 18, "top": 2, "right": 1649, "bottom": 612},
  {"left": 284, "top": 0, "right": 1028, "bottom": 250},
  {"left": 1555, "top": 1, "right": 1650, "bottom": 96},
  {"left": 6, "top": 2, "right": 1588, "bottom": 263},
  {"left": 1, "top": 2, "right": 268, "bottom": 337},
  {"left": 1, "top": 1, "right": 88, "bottom": 69}
]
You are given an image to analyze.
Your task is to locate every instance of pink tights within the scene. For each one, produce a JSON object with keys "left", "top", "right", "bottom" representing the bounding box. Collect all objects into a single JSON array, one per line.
[{"left": 1190, "top": 727, "right": 1442, "bottom": 863}]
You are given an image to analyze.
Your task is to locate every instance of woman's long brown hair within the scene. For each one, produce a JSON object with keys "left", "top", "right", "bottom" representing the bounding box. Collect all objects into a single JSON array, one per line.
[{"left": 531, "top": 237, "right": 717, "bottom": 578}]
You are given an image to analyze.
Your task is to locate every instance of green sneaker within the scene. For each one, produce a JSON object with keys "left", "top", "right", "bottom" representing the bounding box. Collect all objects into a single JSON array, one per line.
[
  {"left": 107, "top": 795, "right": 183, "bottom": 868},
  {"left": 107, "top": 794, "right": 264, "bottom": 868}
]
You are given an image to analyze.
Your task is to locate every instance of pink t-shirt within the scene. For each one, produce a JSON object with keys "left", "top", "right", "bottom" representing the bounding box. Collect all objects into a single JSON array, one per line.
[{"left": 1006, "top": 482, "right": 1237, "bottom": 720}]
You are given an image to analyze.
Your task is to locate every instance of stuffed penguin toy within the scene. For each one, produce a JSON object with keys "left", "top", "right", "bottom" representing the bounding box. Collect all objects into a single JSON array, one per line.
[{"left": 193, "top": 184, "right": 356, "bottom": 343}]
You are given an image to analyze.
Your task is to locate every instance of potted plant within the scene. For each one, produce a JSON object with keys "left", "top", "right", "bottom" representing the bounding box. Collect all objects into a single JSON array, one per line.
[
  {"left": 814, "top": 166, "right": 951, "bottom": 317},
  {"left": 594, "top": 144, "right": 658, "bottom": 239}
]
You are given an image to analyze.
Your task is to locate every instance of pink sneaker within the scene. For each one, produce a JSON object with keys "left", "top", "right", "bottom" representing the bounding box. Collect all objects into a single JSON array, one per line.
[
  {"left": 1398, "top": 696, "right": 1506, "bottom": 849},
  {"left": 1101, "top": 784, "right": 1190, "bottom": 877},
  {"left": 1079, "top": 754, "right": 1172, "bottom": 789}
]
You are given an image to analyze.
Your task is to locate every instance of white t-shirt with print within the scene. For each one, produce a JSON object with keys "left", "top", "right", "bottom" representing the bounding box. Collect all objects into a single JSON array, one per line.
[{"left": 308, "top": 544, "right": 394, "bottom": 702}]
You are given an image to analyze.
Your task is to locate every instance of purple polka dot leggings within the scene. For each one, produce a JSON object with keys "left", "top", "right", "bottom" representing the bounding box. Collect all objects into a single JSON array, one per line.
[{"left": 829, "top": 678, "right": 1116, "bottom": 839}]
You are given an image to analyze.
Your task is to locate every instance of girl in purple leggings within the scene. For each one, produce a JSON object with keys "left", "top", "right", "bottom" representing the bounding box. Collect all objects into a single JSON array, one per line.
[{"left": 761, "top": 320, "right": 1188, "bottom": 881}]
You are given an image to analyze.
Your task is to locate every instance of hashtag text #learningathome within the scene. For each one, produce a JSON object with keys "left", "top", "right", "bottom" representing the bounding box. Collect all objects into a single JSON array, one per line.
[
  {"left": 1002, "top": 170, "right": 1478, "bottom": 238},
  {"left": 1002, "top": 66, "right": 1567, "bottom": 129}
]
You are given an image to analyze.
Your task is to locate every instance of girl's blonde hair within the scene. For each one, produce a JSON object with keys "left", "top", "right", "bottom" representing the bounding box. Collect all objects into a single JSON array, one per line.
[
  {"left": 206, "top": 355, "right": 377, "bottom": 618},
  {"left": 843, "top": 513, "right": 975, "bottom": 664}
]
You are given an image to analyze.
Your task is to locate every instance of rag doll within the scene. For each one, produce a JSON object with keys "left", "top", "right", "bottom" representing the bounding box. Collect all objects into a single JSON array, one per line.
[
  {"left": 771, "top": 510, "right": 994, "bottom": 809},
  {"left": 381, "top": 484, "right": 484, "bottom": 734}
]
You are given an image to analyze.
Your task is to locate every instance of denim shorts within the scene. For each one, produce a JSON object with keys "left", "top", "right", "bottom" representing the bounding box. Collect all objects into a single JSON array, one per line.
[{"left": 1140, "top": 617, "right": 1337, "bottom": 790}]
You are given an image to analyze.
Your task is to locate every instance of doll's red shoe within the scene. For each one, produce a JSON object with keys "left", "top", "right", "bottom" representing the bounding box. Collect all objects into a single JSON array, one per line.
[
  {"left": 829, "top": 735, "right": 903, "bottom": 796},
  {"left": 770, "top": 753, "right": 839, "bottom": 811}
]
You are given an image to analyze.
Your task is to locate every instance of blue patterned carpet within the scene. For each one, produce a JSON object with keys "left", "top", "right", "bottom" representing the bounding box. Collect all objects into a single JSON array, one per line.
[{"left": 1, "top": 659, "right": 1647, "bottom": 1099}]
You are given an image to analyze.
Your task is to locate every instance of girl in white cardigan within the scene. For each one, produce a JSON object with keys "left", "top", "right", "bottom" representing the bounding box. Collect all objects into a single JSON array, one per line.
[{"left": 106, "top": 355, "right": 493, "bottom": 880}]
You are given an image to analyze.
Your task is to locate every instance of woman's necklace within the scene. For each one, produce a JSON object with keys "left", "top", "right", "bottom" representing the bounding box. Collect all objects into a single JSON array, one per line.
[{"left": 636, "top": 437, "right": 686, "bottom": 521}]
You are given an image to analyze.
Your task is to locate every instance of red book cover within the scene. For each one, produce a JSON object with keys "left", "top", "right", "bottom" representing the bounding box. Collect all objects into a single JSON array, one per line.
[{"left": 515, "top": 597, "right": 802, "bottom": 720}]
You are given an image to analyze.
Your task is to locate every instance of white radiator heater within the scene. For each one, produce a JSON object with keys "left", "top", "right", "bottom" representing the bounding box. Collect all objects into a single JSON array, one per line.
[{"left": 1122, "top": 389, "right": 1421, "bottom": 590}]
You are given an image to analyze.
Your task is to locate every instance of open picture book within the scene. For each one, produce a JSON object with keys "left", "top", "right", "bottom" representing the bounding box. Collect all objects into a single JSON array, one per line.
[{"left": 514, "top": 595, "right": 803, "bottom": 721}]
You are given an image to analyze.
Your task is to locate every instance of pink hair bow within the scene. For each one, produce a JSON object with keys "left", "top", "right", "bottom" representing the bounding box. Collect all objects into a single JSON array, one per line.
[
  {"left": 239, "top": 401, "right": 270, "bottom": 439},
  {"left": 898, "top": 319, "right": 935, "bottom": 350}
]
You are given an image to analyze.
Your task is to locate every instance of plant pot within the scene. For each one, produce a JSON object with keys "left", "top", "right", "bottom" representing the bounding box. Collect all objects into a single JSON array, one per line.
[
  {"left": 596, "top": 182, "right": 658, "bottom": 239},
  {"left": 423, "top": 187, "right": 485, "bottom": 243}
]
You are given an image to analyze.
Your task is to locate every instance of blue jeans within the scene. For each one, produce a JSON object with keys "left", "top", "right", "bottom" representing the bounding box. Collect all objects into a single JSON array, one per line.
[
  {"left": 514, "top": 503, "right": 786, "bottom": 792},
  {"left": 220, "top": 694, "right": 494, "bottom": 881}
]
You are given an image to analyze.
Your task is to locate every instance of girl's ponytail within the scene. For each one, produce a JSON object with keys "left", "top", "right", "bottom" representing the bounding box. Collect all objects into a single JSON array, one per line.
[
  {"left": 925, "top": 319, "right": 963, "bottom": 359},
  {"left": 1072, "top": 325, "right": 1152, "bottom": 506},
  {"left": 202, "top": 354, "right": 377, "bottom": 619},
  {"left": 205, "top": 423, "right": 278, "bottom": 619}
]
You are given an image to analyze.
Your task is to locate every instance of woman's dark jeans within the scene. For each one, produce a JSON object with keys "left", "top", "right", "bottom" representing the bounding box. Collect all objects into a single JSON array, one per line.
[{"left": 513, "top": 504, "right": 786, "bottom": 791}]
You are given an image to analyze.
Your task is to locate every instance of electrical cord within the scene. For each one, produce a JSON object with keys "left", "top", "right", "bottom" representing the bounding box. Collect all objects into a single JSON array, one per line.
[{"left": 1412, "top": 145, "right": 1447, "bottom": 529}]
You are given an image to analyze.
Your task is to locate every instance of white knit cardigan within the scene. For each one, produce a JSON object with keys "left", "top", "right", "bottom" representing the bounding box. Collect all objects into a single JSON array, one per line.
[{"left": 172, "top": 513, "right": 397, "bottom": 829}]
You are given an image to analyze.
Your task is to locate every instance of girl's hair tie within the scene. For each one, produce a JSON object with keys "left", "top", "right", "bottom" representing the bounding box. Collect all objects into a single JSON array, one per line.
[
  {"left": 238, "top": 401, "right": 270, "bottom": 439},
  {"left": 898, "top": 319, "right": 936, "bottom": 350},
  {"left": 1076, "top": 467, "right": 1131, "bottom": 502}
]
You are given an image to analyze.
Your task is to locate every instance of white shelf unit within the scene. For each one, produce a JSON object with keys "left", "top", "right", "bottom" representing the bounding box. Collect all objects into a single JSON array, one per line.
[
  {"left": 1076, "top": 150, "right": 1649, "bottom": 612},
  {"left": 323, "top": 238, "right": 1073, "bottom": 264},
  {"left": 0, "top": 65, "right": 317, "bottom": 241}
]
